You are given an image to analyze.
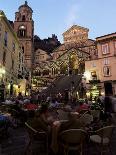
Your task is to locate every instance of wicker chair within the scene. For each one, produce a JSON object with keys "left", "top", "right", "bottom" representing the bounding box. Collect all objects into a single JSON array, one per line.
[
  {"left": 59, "top": 129, "right": 87, "bottom": 155},
  {"left": 90, "top": 125, "right": 116, "bottom": 155},
  {"left": 25, "top": 122, "right": 48, "bottom": 155}
]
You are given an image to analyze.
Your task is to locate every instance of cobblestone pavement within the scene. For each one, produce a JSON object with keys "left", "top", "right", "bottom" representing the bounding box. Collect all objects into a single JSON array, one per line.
[{"left": 0, "top": 125, "right": 116, "bottom": 155}]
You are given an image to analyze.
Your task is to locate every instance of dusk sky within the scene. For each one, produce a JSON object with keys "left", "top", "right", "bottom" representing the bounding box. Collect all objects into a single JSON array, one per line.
[{"left": 0, "top": 0, "right": 116, "bottom": 42}]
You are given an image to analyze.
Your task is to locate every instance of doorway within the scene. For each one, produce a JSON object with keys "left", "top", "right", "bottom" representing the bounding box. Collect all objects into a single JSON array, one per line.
[{"left": 104, "top": 82, "right": 113, "bottom": 95}]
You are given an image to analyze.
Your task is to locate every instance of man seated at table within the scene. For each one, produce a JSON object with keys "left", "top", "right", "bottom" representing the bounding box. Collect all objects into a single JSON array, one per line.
[{"left": 27, "top": 104, "right": 51, "bottom": 134}]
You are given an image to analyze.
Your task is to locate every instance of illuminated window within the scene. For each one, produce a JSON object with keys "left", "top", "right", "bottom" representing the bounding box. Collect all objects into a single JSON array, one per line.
[
  {"left": 103, "top": 66, "right": 111, "bottom": 76},
  {"left": 102, "top": 43, "right": 109, "bottom": 54}
]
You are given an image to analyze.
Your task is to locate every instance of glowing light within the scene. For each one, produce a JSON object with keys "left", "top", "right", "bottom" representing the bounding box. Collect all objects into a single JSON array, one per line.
[
  {"left": 86, "top": 92, "right": 90, "bottom": 97},
  {"left": 7, "top": 83, "right": 10, "bottom": 89},
  {"left": 101, "top": 92, "right": 105, "bottom": 96},
  {"left": 84, "top": 71, "right": 91, "bottom": 80}
]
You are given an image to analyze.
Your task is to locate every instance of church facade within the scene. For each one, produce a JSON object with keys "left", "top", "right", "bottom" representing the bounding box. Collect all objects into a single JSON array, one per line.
[{"left": 32, "top": 25, "right": 95, "bottom": 91}]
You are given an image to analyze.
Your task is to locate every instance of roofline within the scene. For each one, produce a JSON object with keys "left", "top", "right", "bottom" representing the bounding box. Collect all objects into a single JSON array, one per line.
[
  {"left": 96, "top": 32, "right": 116, "bottom": 39},
  {"left": 57, "top": 47, "right": 89, "bottom": 60},
  {"left": 62, "top": 25, "right": 89, "bottom": 35}
]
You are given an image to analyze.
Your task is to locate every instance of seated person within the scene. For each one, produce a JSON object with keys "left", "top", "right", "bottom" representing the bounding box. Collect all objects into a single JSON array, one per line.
[
  {"left": 59, "top": 112, "right": 84, "bottom": 133},
  {"left": 76, "top": 101, "right": 90, "bottom": 113},
  {"left": 27, "top": 104, "right": 51, "bottom": 133}
]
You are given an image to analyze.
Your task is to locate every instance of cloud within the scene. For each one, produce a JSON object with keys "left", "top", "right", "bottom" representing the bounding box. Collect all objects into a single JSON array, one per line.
[{"left": 65, "top": 3, "right": 80, "bottom": 28}]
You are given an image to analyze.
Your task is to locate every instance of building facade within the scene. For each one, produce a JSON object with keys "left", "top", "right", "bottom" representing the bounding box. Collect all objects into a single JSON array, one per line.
[
  {"left": 0, "top": 11, "right": 22, "bottom": 98},
  {"left": 85, "top": 32, "right": 116, "bottom": 99}
]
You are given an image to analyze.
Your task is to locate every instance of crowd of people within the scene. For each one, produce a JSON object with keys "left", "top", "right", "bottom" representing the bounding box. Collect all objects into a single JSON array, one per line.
[{"left": 0, "top": 91, "right": 116, "bottom": 154}]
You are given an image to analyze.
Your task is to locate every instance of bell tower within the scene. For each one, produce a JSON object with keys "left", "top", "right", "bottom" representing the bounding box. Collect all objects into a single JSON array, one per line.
[{"left": 14, "top": 1, "right": 34, "bottom": 69}]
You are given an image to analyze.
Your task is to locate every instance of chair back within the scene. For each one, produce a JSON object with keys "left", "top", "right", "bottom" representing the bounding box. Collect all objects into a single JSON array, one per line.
[
  {"left": 59, "top": 129, "right": 87, "bottom": 144},
  {"left": 25, "top": 122, "right": 47, "bottom": 140},
  {"left": 25, "top": 123, "right": 48, "bottom": 154},
  {"left": 96, "top": 125, "right": 115, "bottom": 138}
]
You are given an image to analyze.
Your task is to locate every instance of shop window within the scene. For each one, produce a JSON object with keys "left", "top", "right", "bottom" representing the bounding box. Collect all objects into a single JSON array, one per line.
[
  {"left": 102, "top": 43, "right": 109, "bottom": 55},
  {"left": 103, "top": 66, "right": 111, "bottom": 76}
]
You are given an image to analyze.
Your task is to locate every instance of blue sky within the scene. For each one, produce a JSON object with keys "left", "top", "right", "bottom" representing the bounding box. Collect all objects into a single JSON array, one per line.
[{"left": 0, "top": 0, "right": 116, "bottom": 43}]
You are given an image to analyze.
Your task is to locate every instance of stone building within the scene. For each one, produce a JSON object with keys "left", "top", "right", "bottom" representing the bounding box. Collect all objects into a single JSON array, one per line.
[
  {"left": 52, "top": 25, "right": 97, "bottom": 61},
  {"left": 14, "top": 1, "right": 34, "bottom": 69}
]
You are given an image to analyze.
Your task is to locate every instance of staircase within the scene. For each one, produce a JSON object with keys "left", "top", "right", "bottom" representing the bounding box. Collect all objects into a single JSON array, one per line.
[{"left": 41, "top": 74, "right": 82, "bottom": 96}]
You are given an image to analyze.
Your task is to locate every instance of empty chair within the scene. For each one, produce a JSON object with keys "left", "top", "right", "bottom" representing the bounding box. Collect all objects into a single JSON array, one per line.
[
  {"left": 59, "top": 129, "right": 87, "bottom": 155},
  {"left": 90, "top": 125, "right": 115, "bottom": 155},
  {"left": 25, "top": 122, "right": 48, "bottom": 155}
]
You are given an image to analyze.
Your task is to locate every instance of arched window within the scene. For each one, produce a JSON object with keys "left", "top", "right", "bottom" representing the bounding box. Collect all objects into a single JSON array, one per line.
[{"left": 18, "top": 25, "right": 26, "bottom": 37}]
